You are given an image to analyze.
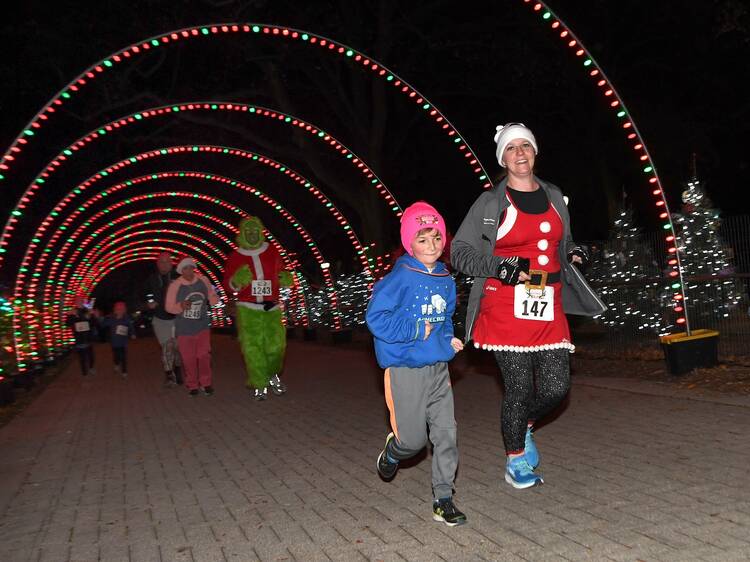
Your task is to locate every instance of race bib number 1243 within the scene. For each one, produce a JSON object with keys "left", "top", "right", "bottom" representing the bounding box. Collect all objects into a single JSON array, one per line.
[{"left": 251, "top": 280, "right": 272, "bottom": 297}]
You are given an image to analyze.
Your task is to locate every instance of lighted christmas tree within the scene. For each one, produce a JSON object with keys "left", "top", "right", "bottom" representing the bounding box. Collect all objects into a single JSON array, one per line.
[
  {"left": 589, "top": 203, "right": 664, "bottom": 332},
  {"left": 671, "top": 175, "right": 744, "bottom": 320}
]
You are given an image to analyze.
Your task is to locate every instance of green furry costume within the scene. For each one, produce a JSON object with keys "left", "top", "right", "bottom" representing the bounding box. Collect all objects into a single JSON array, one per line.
[{"left": 223, "top": 217, "right": 293, "bottom": 395}]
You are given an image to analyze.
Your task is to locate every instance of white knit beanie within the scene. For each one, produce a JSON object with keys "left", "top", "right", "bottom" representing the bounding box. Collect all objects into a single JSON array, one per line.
[{"left": 494, "top": 123, "right": 538, "bottom": 167}]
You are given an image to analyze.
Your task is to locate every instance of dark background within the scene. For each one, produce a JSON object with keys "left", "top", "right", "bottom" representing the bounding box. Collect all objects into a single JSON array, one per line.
[{"left": 0, "top": 0, "right": 747, "bottom": 301}]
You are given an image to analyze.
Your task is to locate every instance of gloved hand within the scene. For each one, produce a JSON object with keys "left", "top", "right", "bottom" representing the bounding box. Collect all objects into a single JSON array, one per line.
[
  {"left": 278, "top": 270, "right": 294, "bottom": 288},
  {"left": 497, "top": 256, "right": 530, "bottom": 285},
  {"left": 231, "top": 264, "right": 253, "bottom": 289},
  {"left": 568, "top": 245, "right": 589, "bottom": 268}
]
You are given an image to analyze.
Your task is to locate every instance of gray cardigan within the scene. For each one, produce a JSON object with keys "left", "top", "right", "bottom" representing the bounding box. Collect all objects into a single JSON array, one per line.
[{"left": 451, "top": 176, "right": 607, "bottom": 343}]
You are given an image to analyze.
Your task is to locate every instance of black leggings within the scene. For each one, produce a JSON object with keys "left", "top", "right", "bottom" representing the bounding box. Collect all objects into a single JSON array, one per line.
[
  {"left": 494, "top": 349, "right": 570, "bottom": 454},
  {"left": 112, "top": 346, "right": 127, "bottom": 373},
  {"left": 77, "top": 346, "right": 94, "bottom": 375}
]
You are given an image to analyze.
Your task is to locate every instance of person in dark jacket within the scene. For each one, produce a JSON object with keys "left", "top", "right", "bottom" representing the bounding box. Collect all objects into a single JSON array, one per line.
[
  {"left": 451, "top": 123, "right": 606, "bottom": 490},
  {"left": 145, "top": 252, "right": 183, "bottom": 386},
  {"left": 66, "top": 304, "right": 99, "bottom": 376},
  {"left": 101, "top": 301, "right": 134, "bottom": 378}
]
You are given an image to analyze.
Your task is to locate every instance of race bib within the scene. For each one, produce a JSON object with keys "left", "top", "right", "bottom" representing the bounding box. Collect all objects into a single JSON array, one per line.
[
  {"left": 514, "top": 284, "right": 554, "bottom": 322},
  {"left": 251, "top": 280, "right": 272, "bottom": 297},
  {"left": 183, "top": 299, "right": 203, "bottom": 320},
  {"left": 115, "top": 325, "right": 129, "bottom": 336},
  {"left": 74, "top": 321, "right": 90, "bottom": 332}
]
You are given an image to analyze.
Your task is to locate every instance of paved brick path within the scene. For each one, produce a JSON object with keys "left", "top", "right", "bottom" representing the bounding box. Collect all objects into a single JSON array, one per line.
[{"left": 1, "top": 335, "right": 749, "bottom": 561}]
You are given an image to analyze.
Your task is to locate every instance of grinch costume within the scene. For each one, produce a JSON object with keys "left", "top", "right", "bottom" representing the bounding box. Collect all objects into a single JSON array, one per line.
[{"left": 223, "top": 217, "right": 294, "bottom": 400}]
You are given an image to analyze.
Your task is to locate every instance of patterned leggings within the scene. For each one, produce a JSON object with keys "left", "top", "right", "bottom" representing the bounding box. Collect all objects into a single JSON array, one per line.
[{"left": 493, "top": 349, "right": 570, "bottom": 454}]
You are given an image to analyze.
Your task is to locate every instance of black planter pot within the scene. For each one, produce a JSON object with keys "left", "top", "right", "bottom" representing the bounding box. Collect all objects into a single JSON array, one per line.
[{"left": 660, "top": 329, "right": 719, "bottom": 375}]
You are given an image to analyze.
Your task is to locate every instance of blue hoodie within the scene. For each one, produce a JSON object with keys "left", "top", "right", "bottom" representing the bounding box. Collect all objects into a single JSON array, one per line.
[{"left": 366, "top": 254, "right": 456, "bottom": 369}]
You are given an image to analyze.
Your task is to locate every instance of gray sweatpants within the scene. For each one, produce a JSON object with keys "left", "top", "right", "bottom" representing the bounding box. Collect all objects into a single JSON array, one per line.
[
  {"left": 384, "top": 362, "right": 458, "bottom": 500},
  {"left": 152, "top": 317, "right": 181, "bottom": 371}
]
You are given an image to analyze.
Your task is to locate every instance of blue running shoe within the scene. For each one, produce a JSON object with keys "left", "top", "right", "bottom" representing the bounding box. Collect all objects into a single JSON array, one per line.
[
  {"left": 524, "top": 427, "right": 539, "bottom": 469},
  {"left": 505, "top": 456, "right": 543, "bottom": 489}
]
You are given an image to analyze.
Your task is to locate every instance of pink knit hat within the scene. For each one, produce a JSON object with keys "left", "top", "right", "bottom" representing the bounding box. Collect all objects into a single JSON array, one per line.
[{"left": 400, "top": 202, "right": 447, "bottom": 255}]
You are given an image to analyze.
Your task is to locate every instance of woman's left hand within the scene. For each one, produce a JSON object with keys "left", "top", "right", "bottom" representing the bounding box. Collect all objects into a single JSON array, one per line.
[{"left": 450, "top": 337, "right": 464, "bottom": 352}]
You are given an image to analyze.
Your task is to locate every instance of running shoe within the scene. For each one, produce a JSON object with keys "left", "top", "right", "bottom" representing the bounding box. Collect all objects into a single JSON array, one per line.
[
  {"left": 432, "top": 498, "right": 467, "bottom": 527},
  {"left": 269, "top": 374, "right": 286, "bottom": 395},
  {"left": 376, "top": 432, "right": 399, "bottom": 481},
  {"left": 505, "top": 456, "right": 543, "bottom": 489}
]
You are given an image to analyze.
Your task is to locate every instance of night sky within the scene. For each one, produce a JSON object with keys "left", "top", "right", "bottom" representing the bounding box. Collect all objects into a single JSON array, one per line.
[{"left": 0, "top": 0, "right": 747, "bottom": 293}]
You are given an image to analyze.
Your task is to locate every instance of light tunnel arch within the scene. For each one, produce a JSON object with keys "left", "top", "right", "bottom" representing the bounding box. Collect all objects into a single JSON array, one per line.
[
  {"left": 3, "top": 103, "right": 404, "bottom": 273},
  {"left": 47, "top": 234, "right": 227, "bottom": 355},
  {"left": 17, "top": 173, "right": 342, "bottom": 327},
  {"left": 19, "top": 143, "right": 371, "bottom": 274},
  {"left": 85, "top": 244, "right": 306, "bottom": 333},
  {"left": 56, "top": 214, "right": 301, "bottom": 330},
  {"left": 25, "top": 196, "right": 311, "bottom": 361},
  {"left": 1, "top": 13, "right": 685, "bottom": 328},
  {"left": 72, "top": 231, "right": 230, "bottom": 295},
  {"left": 50, "top": 243, "right": 226, "bottom": 353},
  {"left": 40, "top": 198, "right": 294, "bottom": 314},
  {"left": 0, "top": 23, "right": 489, "bottom": 208},
  {"left": 518, "top": 0, "right": 684, "bottom": 328}
]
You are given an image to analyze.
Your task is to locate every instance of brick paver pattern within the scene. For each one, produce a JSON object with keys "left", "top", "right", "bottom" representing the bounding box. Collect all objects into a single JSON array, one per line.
[{"left": 1, "top": 336, "right": 749, "bottom": 562}]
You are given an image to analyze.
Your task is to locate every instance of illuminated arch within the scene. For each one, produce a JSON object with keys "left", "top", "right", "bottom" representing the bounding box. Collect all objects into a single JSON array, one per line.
[
  {"left": 71, "top": 231, "right": 229, "bottom": 297},
  {"left": 518, "top": 0, "right": 683, "bottom": 327},
  {"left": 16, "top": 143, "right": 371, "bottom": 273},
  {"left": 43, "top": 243, "right": 224, "bottom": 355},
  {"left": 2, "top": 14, "right": 686, "bottom": 329},
  {"left": 41, "top": 199, "right": 294, "bottom": 322},
  {"left": 33, "top": 200, "right": 309, "bottom": 359},
  {"left": 0, "top": 24, "right": 488, "bottom": 200},
  {"left": 17, "top": 173, "right": 341, "bottom": 328}
]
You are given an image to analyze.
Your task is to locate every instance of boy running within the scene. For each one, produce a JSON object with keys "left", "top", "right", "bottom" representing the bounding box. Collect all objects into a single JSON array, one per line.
[{"left": 366, "top": 201, "right": 466, "bottom": 527}]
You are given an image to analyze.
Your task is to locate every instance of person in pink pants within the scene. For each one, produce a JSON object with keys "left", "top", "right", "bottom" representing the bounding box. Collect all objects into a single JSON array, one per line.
[{"left": 165, "top": 257, "right": 219, "bottom": 396}]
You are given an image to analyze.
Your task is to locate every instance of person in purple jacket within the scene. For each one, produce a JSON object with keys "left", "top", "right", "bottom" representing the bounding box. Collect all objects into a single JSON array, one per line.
[{"left": 366, "top": 201, "right": 466, "bottom": 527}]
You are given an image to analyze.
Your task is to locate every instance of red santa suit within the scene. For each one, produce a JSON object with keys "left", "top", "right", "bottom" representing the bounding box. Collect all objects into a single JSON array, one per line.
[
  {"left": 223, "top": 242, "right": 283, "bottom": 305},
  {"left": 472, "top": 191, "right": 573, "bottom": 352}
]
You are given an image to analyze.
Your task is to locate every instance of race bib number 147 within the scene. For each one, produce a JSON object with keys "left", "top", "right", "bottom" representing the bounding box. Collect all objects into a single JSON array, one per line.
[{"left": 514, "top": 285, "right": 554, "bottom": 322}]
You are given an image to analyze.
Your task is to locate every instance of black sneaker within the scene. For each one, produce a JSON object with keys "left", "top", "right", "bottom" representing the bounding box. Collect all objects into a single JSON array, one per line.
[
  {"left": 201, "top": 386, "right": 215, "bottom": 396},
  {"left": 376, "top": 432, "right": 399, "bottom": 481},
  {"left": 432, "top": 498, "right": 467, "bottom": 527},
  {"left": 189, "top": 389, "right": 199, "bottom": 397}
]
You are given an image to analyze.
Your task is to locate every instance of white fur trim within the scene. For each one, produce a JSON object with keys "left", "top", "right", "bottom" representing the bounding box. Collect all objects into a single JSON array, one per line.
[
  {"left": 237, "top": 242, "right": 269, "bottom": 256},
  {"left": 497, "top": 194, "right": 517, "bottom": 240},
  {"left": 474, "top": 341, "right": 575, "bottom": 353}
]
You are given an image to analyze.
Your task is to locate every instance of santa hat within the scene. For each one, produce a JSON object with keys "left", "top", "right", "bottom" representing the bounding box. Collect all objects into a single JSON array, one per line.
[
  {"left": 176, "top": 257, "right": 196, "bottom": 273},
  {"left": 494, "top": 123, "right": 538, "bottom": 167}
]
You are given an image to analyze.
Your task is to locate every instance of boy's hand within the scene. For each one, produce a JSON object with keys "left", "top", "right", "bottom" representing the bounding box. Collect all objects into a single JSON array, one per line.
[
  {"left": 423, "top": 321, "right": 432, "bottom": 340},
  {"left": 180, "top": 300, "right": 190, "bottom": 311},
  {"left": 450, "top": 337, "right": 464, "bottom": 352}
]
